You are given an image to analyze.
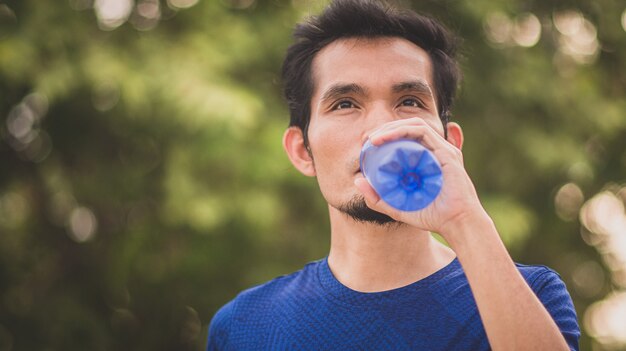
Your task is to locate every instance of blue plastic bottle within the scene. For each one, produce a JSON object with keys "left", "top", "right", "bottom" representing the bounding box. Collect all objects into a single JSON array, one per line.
[{"left": 359, "top": 139, "right": 442, "bottom": 211}]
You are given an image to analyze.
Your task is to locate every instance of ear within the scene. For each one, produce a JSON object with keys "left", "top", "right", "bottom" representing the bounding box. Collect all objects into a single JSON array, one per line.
[
  {"left": 446, "top": 122, "right": 464, "bottom": 150},
  {"left": 283, "top": 127, "right": 316, "bottom": 177}
]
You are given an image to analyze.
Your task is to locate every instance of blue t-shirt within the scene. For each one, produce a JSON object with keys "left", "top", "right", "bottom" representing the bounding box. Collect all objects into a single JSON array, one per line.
[{"left": 207, "top": 258, "right": 580, "bottom": 350}]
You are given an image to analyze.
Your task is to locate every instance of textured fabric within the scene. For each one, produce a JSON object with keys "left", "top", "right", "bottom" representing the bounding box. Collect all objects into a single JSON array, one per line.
[{"left": 207, "top": 258, "right": 580, "bottom": 351}]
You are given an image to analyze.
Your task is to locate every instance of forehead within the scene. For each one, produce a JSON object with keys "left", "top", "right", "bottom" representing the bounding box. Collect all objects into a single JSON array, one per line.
[{"left": 311, "top": 37, "right": 434, "bottom": 97}]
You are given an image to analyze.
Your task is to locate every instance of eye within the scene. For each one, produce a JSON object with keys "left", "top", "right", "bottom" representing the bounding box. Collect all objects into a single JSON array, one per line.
[
  {"left": 399, "top": 98, "right": 424, "bottom": 108},
  {"left": 333, "top": 100, "right": 356, "bottom": 110}
]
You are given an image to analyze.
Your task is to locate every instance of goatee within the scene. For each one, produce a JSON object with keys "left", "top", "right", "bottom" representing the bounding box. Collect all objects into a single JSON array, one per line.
[{"left": 338, "top": 195, "right": 398, "bottom": 225}]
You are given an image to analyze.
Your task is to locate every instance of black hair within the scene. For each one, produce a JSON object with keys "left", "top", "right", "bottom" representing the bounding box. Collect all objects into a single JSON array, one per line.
[{"left": 281, "top": 0, "right": 461, "bottom": 145}]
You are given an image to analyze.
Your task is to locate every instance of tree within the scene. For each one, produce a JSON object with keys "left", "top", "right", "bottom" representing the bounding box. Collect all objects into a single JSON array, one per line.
[{"left": 0, "top": 0, "right": 624, "bottom": 349}]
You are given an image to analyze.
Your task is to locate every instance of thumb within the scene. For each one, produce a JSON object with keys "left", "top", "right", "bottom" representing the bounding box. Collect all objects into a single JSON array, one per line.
[{"left": 354, "top": 177, "right": 400, "bottom": 218}]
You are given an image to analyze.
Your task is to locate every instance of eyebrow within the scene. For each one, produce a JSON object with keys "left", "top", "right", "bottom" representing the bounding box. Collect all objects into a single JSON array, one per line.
[
  {"left": 392, "top": 80, "right": 434, "bottom": 98},
  {"left": 320, "top": 83, "right": 369, "bottom": 103}
]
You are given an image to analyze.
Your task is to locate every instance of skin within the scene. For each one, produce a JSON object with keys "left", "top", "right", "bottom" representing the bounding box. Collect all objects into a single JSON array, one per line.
[{"left": 283, "top": 37, "right": 569, "bottom": 351}]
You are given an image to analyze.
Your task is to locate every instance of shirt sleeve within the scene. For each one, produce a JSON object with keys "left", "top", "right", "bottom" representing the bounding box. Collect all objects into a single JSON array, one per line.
[
  {"left": 531, "top": 269, "right": 581, "bottom": 351},
  {"left": 206, "top": 299, "right": 235, "bottom": 351}
]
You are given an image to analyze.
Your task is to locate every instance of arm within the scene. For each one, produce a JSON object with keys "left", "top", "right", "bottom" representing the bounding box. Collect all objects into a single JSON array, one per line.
[
  {"left": 444, "top": 211, "right": 573, "bottom": 351},
  {"left": 354, "top": 117, "right": 575, "bottom": 351}
]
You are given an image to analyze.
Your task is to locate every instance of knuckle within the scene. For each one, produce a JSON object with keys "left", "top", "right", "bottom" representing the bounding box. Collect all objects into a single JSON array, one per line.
[{"left": 410, "top": 118, "right": 427, "bottom": 126}]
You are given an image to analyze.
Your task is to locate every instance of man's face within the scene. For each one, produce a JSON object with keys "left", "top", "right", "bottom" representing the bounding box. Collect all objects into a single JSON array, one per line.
[{"left": 306, "top": 37, "right": 445, "bottom": 223}]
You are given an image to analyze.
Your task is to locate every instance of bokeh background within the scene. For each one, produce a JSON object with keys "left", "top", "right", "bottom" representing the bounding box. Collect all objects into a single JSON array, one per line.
[{"left": 0, "top": 0, "right": 625, "bottom": 350}]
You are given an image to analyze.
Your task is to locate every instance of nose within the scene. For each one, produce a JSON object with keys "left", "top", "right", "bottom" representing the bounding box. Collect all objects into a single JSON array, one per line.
[{"left": 359, "top": 103, "right": 396, "bottom": 145}]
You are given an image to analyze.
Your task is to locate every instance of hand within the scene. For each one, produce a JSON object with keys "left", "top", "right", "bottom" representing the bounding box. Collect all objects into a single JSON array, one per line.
[{"left": 354, "top": 117, "right": 487, "bottom": 239}]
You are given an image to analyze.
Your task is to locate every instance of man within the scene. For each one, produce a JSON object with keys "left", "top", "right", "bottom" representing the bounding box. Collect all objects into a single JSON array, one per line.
[{"left": 207, "top": 0, "right": 580, "bottom": 350}]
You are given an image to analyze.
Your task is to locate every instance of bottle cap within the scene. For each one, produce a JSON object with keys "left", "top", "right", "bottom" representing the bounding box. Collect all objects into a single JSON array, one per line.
[{"left": 360, "top": 139, "right": 442, "bottom": 211}]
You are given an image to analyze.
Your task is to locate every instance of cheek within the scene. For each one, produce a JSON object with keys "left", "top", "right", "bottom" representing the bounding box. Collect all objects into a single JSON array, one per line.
[
  {"left": 308, "top": 124, "right": 356, "bottom": 167},
  {"left": 306, "top": 112, "right": 366, "bottom": 181},
  {"left": 309, "top": 121, "right": 337, "bottom": 152}
]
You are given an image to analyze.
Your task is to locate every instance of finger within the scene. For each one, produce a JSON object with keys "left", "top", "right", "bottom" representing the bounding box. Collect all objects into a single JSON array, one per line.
[
  {"left": 354, "top": 177, "right": 380, "bottom": 203},
  {"left": 371, "top": 125, "right": 463, "bottom": 168},
  {"left": 371, "top": 125, "right": 448, "bottom": 151},
  {"left": 367, "top": 118, "right": 420, "bottom": 141},
  {"left": 370, "top": 118, "right": 442, "bottom": 142},
  {"left": 371, "top": 125, "right": 426, "bottom": 144},
  {"left": 369, "top": 117, "right": 441, "bottom": 139}
]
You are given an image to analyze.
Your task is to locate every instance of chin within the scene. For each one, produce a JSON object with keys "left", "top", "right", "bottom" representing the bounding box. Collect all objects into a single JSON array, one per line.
[{"left": 337, "top": 195, "right": 397, "bottom": 225}]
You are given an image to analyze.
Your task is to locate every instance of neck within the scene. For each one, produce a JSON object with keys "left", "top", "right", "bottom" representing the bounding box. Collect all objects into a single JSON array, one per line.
[{"left": 327, "top": 206, "right": 455, "bottom": 293}]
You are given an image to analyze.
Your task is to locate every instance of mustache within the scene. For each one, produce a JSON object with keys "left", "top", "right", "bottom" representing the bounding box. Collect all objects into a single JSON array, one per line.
[{"left": 349, "top": 157, "right": 361, "bottom": 174}]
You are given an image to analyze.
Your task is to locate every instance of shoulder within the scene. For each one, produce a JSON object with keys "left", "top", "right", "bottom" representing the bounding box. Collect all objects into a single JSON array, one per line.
[
  {"left": 515, "top": 262, "right": 567, "bottom": 294},
  {"left": 206, "top": 259, "right": 323, "bottom": 350},
  {"left": 234, "top": 259, "right": 322, "bottom": 307},
  {"left": 206, "top": 299, "right": 235, "bottom": 351}
]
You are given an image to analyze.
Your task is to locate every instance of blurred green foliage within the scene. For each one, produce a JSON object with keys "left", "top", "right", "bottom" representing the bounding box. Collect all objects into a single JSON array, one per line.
[{"left": 0, "top": 0, "right": 625, "bottom": 350}]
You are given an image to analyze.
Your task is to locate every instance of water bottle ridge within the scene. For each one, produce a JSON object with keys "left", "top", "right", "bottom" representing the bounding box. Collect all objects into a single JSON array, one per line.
[{"left": 360, "top": 139, "right": 443, "bottom": 211}]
